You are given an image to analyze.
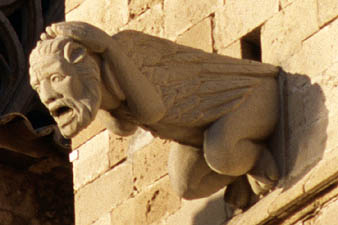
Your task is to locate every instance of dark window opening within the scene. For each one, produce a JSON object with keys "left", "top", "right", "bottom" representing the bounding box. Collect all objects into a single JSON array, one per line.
[{"left": 240, "top": 26, "right": 262, "bottom": 62}]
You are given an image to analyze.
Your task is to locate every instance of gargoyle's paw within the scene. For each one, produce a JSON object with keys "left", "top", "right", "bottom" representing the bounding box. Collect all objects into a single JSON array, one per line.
[
  {"left": 45, "top": 26, "right": 57, "bottom": 39},
  {"left": 247, "top": 174, "right": 274, "bottom": 195},
  {"left": 51, "top": 22, "right": 87, "bottom": 42},
  {"left": 40, "top": 31, "right": 54, "bottom": 41},
  {"left": 40, "top": 32, "right": 48, "bottom": 40},
  {"left": 50, "top": 22, "right": 110, "bottom": 53},
  {"left": 247, "top": 149, "right": 279, "bottom": 195}
]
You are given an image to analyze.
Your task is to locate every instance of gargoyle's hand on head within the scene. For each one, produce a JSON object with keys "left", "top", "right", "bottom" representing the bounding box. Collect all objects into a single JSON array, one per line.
[{"left": 41, "top": 21, "right": 112, "bottom": 53}]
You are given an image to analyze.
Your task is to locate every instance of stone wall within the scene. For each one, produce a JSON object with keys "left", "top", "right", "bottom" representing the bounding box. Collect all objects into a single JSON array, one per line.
[{"left": 65, "top": 0, "right": 338, "bottom": 224}]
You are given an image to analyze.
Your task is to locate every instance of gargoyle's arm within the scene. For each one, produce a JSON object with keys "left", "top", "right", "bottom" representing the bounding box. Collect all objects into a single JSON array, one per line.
[
  {"left": 44, "top": 21, "right": 166, "bottom": 124},
  {"left": 102, "top": 41, "right": 166, "bottom": 124}
]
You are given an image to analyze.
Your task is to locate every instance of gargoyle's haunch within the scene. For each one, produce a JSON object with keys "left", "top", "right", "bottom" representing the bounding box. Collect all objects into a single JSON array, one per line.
[{"left": 29, "top": 22, "right": 279, "bottom": 208}]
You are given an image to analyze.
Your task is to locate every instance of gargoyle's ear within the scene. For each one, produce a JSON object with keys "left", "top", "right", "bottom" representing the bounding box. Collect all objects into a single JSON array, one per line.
[{"left": 64, "top": 41, "right": 87, "bottom": 64}]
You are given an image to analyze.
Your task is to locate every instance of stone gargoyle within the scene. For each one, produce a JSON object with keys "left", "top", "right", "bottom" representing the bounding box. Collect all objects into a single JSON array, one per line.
[{"left": 29, "top": 22, "right": 280, "bottom": 210}]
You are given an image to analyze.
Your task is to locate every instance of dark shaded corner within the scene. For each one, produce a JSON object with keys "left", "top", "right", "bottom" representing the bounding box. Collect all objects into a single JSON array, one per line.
[
  {"left": 0, "top": 1, "right": 74, "bottom": 225},
  {"left": 240, "top": 26, "right": 262, "bottom": 62}
]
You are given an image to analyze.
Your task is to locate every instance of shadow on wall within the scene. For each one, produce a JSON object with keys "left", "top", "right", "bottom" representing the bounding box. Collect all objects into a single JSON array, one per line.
[
  {"left": 278, "top": 70, "right": 328, "bottom": 187},
  {"left": 191, "top": 195, "right": 228, "bottom": 225}
]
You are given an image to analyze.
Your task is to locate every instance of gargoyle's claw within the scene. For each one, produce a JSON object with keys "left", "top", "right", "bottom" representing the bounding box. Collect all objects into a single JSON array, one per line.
[
  {"left": 247, "top": 149, "right": 279, "bottom": 195},
  {"left": 247, "top": 174, "right": 275, "bottom": 195},
  {"left": 40, "top": 25, "right": 58, "bottom": 41},
  {"left": 40, "top": 32, "right": 48, "bottom": 40},
  {"left": 45, "top": 26, "right": 57, "bottom": 38}
]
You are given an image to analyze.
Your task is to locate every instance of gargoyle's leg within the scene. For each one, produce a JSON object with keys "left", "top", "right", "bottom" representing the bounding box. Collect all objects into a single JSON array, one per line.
[
  {"left": 203, "top": 77, "right": 279, "bottom": 178},
  {"left": 168, "top": 142, "right": 236, "bottom": 200}
]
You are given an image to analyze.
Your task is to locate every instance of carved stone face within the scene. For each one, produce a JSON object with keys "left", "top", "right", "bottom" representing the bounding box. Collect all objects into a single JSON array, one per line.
[{"left": 30, "top": 41, "right": 102, "bottom": 138}]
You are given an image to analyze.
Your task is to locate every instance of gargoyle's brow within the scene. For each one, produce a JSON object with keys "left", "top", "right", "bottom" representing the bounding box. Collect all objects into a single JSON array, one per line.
[{"left": 30, "top": 74, "right": 40, "bottom": 84}]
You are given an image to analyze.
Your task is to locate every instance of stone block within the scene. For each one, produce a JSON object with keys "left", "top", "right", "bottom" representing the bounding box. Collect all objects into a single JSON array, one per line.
[
  {"left": 313, "top": 198, "right": 338, "bottom": 225},
  {"left": 110, "top": 198, "right": 136, "bottom": 225},
  {"left": 303, "top": 149, "right": 338, "bottom": 193},
  {"left": 326, "top": 115, "right": 338, "bottom": 153},
  {"left": 279, "top": 0, "right": 296, "bottom": 8},
  {"left": 129, "top": 0, "right": 162, "bottom": 17},
  {"left": 72, "top": 110, "right": 111, "bottom": 149},
  {"left": 262, "top": 10, "right": 338, "bottom": 211},
  {"left": 122, "top": 4, "right": 164, "bottom": 37},
  {"left": 73, "top": 130, "right": 111, "bottom": 191},
  {"left": 128, "top": 129, "right": 155, "bottom": 155},
  {"left": 317, "top": 66, "right": 338, "bottom": 153},
  {"left": 165, "top": 188, "right": 227, "bottom": 225},
  {"left": 92, "top": 213, "right": 111, "bottom": 225},
  {"left": 164, "top": 0, "right": 221, "bottom": 40},
  {"left": 281, "top": 21, "right": 338, "bottom": 162},
  {"left": 214, "top": 0, "right": 278, "bottom": 50},
  {"left": 110, "top": 176, "right": 180, "bottom": 225},
  {"left": 282, "top": 18, "right": 338, "bottom": 76},
  {"left": 134, "top": 176, "right": 181, "bottom": 225},
  {"left": 261, "top": 0, "right": 319, "bottom": 65},
  {"left": 75, "top": 164, "right": 133, "bottom": 225},
  {"left": 318, "top": 0, "right": 338, "bottom": 26},
  {"left": 132, "top": 138, "right": 171, "bottom": 192},
  {"left": 176, "top": 17, "right": 213, "bottom": 53},
  {"left": 65, "top": 0, "right": 84, "bottom": 13},
  {"left": 216, "top": 40, "right": 242, "bottom": 58},
  {"left": 66, "top": 0, "right": 128, "bottom": 35},
  {"left": 108, "top": 133, "right": 129, "bottom": 168},
  {"left": 217, "top": 38, "right": 259, "bottom": 60}
]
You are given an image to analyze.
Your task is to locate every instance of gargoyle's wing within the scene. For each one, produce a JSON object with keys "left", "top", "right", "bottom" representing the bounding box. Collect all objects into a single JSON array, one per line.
[
  {"left": 113, "top": 31, "right": 278, "bottom": 127},
  {"left": 157, "top": 73, "right": 261, "bottom": 127}
]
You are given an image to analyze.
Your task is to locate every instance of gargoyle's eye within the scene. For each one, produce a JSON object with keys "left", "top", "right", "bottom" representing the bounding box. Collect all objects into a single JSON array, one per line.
[{"left": 50, "top": 73, "right": 65, "bottom": 83}]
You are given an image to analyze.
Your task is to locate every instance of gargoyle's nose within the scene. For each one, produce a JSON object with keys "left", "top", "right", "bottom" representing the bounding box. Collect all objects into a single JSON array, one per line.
[{"left": 39, "top": 81, "right": 62, "bottom": 105}]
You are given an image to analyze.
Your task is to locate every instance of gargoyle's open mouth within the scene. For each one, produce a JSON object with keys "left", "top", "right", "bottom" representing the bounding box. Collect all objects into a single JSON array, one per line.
[
  {"left": 55, "top": 106, "right": 71, "bottom": 116},
  {"left": 51, "top": 106, "right": 74, "bottom": 121}
]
